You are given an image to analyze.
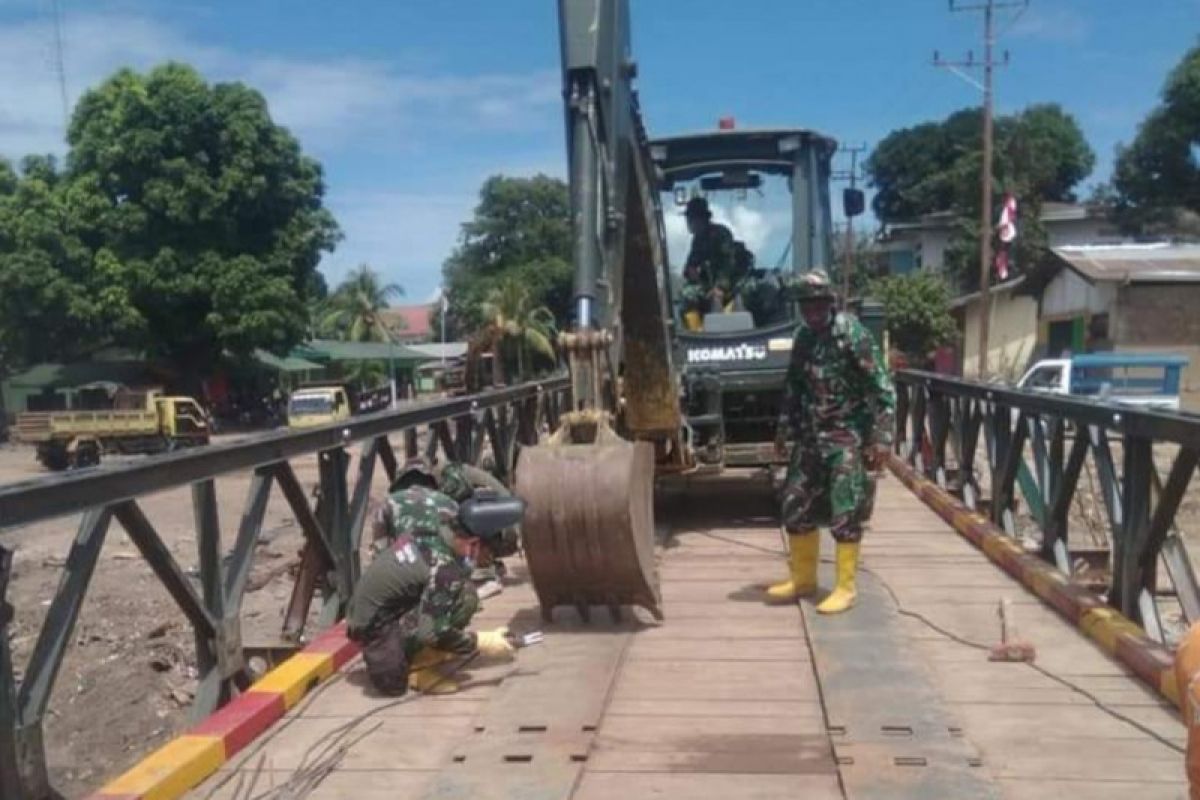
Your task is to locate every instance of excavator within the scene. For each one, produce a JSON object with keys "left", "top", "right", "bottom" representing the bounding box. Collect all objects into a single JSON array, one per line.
[{"left": 514, "top": 0, "right": 853, "bottom": 622}]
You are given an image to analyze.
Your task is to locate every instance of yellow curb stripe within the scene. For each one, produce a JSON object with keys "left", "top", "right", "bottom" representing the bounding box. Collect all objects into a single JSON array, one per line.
[
  {"left": 248, "top": 651, "right": 334, "bottom": 709},
  {"left": 1162, "top": 667, "right": 1182, "bottom": 708},
  {"left": 101, "top": 735, "right": 224, "bottom": 800},
  {"left": 1080, "top": 608, "right": 1145, "bottom": 655}
]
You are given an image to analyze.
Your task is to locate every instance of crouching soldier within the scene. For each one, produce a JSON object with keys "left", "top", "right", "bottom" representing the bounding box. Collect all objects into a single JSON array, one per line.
[
  {"left": 347, "top": 491, "right": 525, "bottom": 695},
  {"left": 374, "top": 458, "right": 516, "bottom": 597}
]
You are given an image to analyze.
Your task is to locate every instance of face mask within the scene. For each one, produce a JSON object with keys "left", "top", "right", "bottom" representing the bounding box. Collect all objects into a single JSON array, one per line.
[{"left": 461, "top": 554, "right": 476, "bottom": 570}]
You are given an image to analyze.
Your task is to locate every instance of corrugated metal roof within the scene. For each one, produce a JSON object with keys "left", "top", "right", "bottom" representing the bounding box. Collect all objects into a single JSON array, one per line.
[
  {"left": 253, "top": 349, "right": 322, "bottom": 373},
  {"left": 407, "top": 343, "right": 468, "bottom": 360},
  {"left": 294, "top": 339, "right": 431, "bottom": 363},
  {"left": 1051, "top": 243, "right": 1200, "bottom": 283}
]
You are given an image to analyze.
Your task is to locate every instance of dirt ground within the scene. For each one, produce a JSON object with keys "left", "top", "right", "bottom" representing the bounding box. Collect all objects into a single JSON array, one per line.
[{"left": 0, "top": 435, "right": 397, "bottom": 799}]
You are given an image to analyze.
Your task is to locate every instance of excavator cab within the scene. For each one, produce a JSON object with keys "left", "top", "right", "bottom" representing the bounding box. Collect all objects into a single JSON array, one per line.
[{"left": 653, "top": 128, "right": 837, "bottom": 468}]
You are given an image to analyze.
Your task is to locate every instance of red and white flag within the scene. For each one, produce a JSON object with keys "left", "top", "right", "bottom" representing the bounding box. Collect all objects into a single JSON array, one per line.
[
  {"left": 997, "top": 193, "right": 1017, "bottom": 244},
  {"left": 995, "top": 193, "right": 1018, "bottom": 280}
]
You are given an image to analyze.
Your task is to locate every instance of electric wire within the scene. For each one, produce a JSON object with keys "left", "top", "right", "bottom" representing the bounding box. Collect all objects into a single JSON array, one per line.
[{"left": 693, "top": 528, "right": 1187, "bottom": 755}]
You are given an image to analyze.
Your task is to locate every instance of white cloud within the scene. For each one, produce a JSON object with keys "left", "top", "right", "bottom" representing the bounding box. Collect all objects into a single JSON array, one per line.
[
  {"left": 0, "top": 9, "right": 558, "bottom": 159},
  {"left": 1005, "top": 7, "right": 1091, "bottom": 44},
  {"left": 321, "top": 188, "right": 476, "bottom": 300},
  {"left": 664, "top": 203, "right": 790, "bottom": 273}
]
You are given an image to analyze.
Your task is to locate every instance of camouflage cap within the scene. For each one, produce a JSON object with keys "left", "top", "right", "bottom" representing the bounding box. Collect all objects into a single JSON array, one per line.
[
  {"left": 390, "top": 457, "right": 438, "bottom": 493},
  {"left": 787, "top": 269, "right": 837, "bottom": 302},
  {"left": 437, "top": 462, "right": 475, "bottom": 502}
]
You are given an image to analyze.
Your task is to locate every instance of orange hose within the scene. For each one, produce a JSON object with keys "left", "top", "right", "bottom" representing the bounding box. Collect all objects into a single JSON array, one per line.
[{"left": 1175, "top": 622, "right": 1200, "bottom": 798}]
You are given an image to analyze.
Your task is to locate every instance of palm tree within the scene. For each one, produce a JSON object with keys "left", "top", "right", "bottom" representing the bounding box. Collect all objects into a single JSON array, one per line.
[
  {"left": 479, "top": 277, "right": 557, "bottom": 383},
  {"left": 320, "top": 265, "right": 405, "bottom": 343}
]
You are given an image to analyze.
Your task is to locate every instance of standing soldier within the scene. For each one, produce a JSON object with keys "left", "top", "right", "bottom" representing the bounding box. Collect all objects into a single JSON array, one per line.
[
  {"left": 680, "top": 197, "right": 737, "bottom": 330},
  {"left": 766, "top": 270, "right": 895, "bottom": 614},
  {"left": 348, "top": 492, "right": 524, "bottom": 695}
]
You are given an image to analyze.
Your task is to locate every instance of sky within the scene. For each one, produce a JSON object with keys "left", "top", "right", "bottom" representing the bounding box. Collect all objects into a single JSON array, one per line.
[{"left": 0, "top": 0, "right": 1197, "bottom": 303}]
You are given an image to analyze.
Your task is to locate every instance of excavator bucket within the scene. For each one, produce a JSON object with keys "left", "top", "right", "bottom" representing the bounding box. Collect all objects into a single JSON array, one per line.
[{"left": 514, "top": 425, "right": 662, "bottom": 622}]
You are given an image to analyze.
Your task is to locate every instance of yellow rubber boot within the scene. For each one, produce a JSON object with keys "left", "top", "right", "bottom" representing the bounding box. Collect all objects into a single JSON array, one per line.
[
  {"left": 684, "top": 310, "right": 702, "bottom": 331},
  {"left": 409, "top": 646, "right": 453, "bottom": 671},
  {"left": 409, "top": 665, "right": 460, "bottom": 694},
  {"left": 817, "top": 542, "right": 860, "bottom": 615},
  {"left": 765, "top": 532, "right": 819, "bottom": 604}
]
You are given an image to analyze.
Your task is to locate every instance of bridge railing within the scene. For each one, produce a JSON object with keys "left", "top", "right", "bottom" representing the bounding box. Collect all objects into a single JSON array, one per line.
[
  {"left": 893, "top": 369, "right": 1200, "bottom": 646},
  {"left": 0, "top": 377, "right": 570, "bottom": 800}
]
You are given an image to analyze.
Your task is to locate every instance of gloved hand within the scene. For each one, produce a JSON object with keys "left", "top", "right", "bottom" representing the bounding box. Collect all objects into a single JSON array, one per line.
[{"left": 475, "top": 627, "right": 516, "bottom": 659}]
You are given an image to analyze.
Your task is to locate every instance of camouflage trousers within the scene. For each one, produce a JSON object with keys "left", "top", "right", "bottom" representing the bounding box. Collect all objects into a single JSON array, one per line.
[
  {"left": 781, "top": 433, "right": 875, "bottom": 543},
  {"left": 360, "top": 586, "right": 479, "bottom": 696}
]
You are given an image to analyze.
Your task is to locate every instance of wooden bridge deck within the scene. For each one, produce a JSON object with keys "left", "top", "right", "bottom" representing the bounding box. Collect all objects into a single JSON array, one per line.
[{"left": 188, "top": 472, "right": 1186, "bottom": 800}]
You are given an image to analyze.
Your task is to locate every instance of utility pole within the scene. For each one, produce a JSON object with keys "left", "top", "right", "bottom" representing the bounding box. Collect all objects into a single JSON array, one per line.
[
  {"left": 833, "top": 143, "right": 867, "bottom": 304},
  {"left": 935, "top": 0, "right": 1026, "bottom": 378}
]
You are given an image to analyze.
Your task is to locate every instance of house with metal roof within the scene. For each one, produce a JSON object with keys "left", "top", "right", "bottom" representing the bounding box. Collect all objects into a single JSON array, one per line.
[
  {"left": 879, "top": 202, "right": 1127, "bottom": 276},
  {"left": 1040, "top": 243, "right": 1200, "bottom": 408}
]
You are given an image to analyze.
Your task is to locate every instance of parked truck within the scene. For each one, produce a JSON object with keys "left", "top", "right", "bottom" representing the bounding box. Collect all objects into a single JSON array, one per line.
[
  {"left": 1016, "top": 353, "right": 1189, "bottom": 412},
  {"left": 14, "top": 389, "right": 210, "bottom": 470},
  {"left": 285, "top": 382, "right": 393, "bottom": 429}
]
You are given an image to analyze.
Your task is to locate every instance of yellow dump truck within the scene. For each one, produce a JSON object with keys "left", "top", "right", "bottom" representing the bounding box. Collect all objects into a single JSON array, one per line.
[
  {"left": 286, "top": 383, "right": 392, "bottom": 430},
  {"left": 14, "top": 389, "right": 210, "bottom": 470}
]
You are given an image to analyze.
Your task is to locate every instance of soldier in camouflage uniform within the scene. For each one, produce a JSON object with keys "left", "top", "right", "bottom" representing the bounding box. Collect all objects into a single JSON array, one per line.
[
  {"left": 680, "top": 197, "right": 738, "bottom": 330},
  {"left": 348, "top": 492, "right": 521, "bottom": 696},
  {"left": 374, "top": 458, "right": 512, "bottom": 596},
  {"left": 766, "top": 269, "right": 895, "bottom": 615}
]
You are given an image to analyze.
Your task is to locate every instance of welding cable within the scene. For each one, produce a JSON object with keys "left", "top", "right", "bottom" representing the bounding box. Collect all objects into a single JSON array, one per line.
[
  {"left": 859, "top": 564, "right": 1186, "bottom": 756},
  {"left": 203, "top": 653, "right": 479, "bottom": 800},
  {"left": 690, "top": 528, "right": 1186, "bottom": 755},
  {"left": 243, "top": 652, "right": 484, "bottom": 800}
]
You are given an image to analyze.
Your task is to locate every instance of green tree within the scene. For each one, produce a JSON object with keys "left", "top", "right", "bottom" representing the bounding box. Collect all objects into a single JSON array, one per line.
[
  {"left": 442, "top": 175, "right": 572, "bottom": 335},
  {"left": 0, "top": 157, "right": 114, "bottom": 366},
  {"left": 60, "top": 62, "right": 340, "bottom": 372},
  {"left": 1112, "top": 43, "right": 1200, "bottom": 231},
  {"left": 479, "top": 277, "right": 557, "bottom": 382},
  {"left": 867, "top": 104, "right": 1094, "bottom": 291},
  {"left": 870, "top": 273, "right": 958, "bottom": 362},
  {"left": 320, "top": 264, "right": 404, "bottom": 342},
  {"left": 829, "top": 229, "right": 883, "bottom": 300}
]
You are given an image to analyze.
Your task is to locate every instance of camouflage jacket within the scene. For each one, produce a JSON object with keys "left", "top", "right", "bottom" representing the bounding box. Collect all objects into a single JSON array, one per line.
[
  {"left": 347, "top": 531, "right": 477, "bottom": 655},
  {"left": 374, "top": 486, "right": 460, "bottom": 551},
  {"left": 684, "top": 222, "right": 738, "bottom": 293},
  {"left": 781, "top": 312, "right": 896, "bottom": 447}
]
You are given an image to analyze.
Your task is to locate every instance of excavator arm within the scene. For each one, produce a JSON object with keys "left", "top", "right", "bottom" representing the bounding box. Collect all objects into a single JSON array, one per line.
[
  {"left": 513, "top": 0, "right": 678, "bottom": 622},
  {"left": 558, "top": 0, "right": 680, "bottom": 438}
]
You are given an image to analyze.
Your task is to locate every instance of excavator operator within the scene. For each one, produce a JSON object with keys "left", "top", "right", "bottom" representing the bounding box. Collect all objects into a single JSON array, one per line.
[{"left": 680, "top": 196, "right": 737, "bottom": 330}]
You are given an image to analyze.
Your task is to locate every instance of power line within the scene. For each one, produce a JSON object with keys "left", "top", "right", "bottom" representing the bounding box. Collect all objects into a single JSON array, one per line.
[
  {"left": 47, "top": 0, "right": 70, "bottom": 134},
  {"left": 933, "top": 0, "right": 1027, "bottom": 379}
]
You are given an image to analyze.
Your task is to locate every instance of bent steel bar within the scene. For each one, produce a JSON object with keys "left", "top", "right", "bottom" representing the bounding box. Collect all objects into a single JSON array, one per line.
[
  {"left": 893, "top": 369, "right": 1200, "bottom": 637},
  {"left": 0, "top": 377, "right": 569, "bottom": 800}
]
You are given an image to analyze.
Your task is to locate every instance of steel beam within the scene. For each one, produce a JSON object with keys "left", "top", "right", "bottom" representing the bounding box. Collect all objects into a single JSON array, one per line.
[
  {"left": 17, "top": 508, "right": 113, "bottom": 723},
  {"left": 191, "top": 480, "right": 235, "bottom": 719},
  {"left": 348, "top": 439, "right": 379, "bottom": 553},
  {"left": 114, "top": 501, "right": 216, "bottom": 638},
  {"left": 1112, "top": 437, "right": 1153, "bottom": 620},
  {"left": 0, "top": 378, "right": 568, "bottom": 530},
  {"left": 0, "top": 545, "right": 31, "bottom": 800},
  {"left": 224, "top": 468, "right": 275, "bottom": 612},
  {"left": 1041, "top": 431, "right": 1089, "bottom": 569}
]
